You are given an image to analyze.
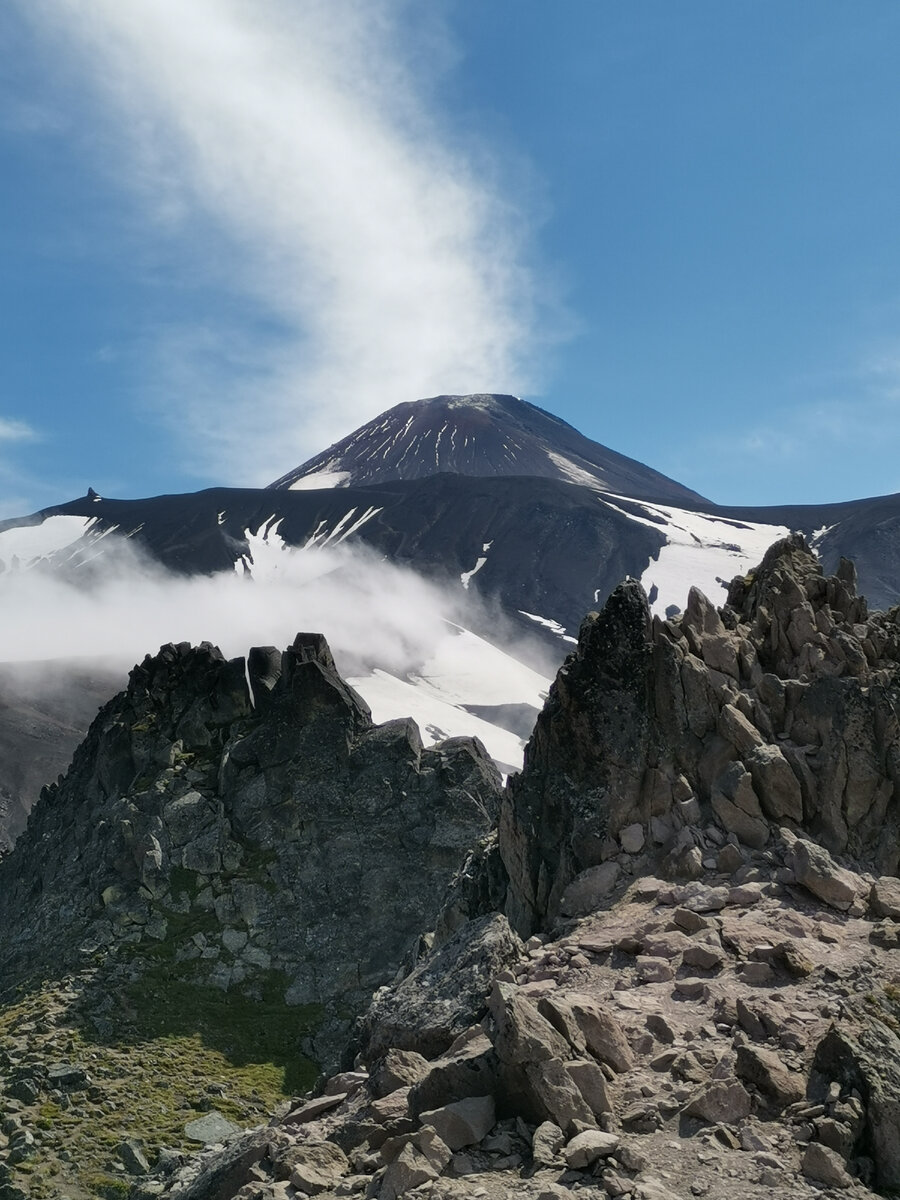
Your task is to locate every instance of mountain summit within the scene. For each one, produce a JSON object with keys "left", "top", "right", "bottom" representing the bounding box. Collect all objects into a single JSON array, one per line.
[{"left": 268, "top": 393, "right": 709, "bottom": 506}]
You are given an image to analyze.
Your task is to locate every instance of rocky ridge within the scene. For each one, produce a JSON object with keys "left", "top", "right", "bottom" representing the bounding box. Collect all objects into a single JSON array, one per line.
[
  {"left": 0, "top": 632, "right": 500, "bottom": 1072},
  {"left": 5, "top": 537, "right": 900, "bottom": 1198}
]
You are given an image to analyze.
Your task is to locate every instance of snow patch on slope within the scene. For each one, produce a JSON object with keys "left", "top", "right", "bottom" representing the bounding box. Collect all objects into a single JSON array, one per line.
[
  {"left": 546, "top": 450, "right": 606, "bottom": 490},
  {"left": 0, "top": 516, "right": 92, "bottom": 570},
  {"left": 289, "top": 469, "right": 351, "bottom": 490},
  {"left": 350, "top": 622, "right": 551, "bottom": 773},
  {"left": 460, "top": 541, "right": 492, "bottom": 590},
  {"left": 599, "top": 495, "right": 791, "bottom": 617},
  {"left": 349, "top": 669, "right": 526, "bottom": 774},
  {"left": 519, "top": 610, "right": 577, "bottom": 644}
]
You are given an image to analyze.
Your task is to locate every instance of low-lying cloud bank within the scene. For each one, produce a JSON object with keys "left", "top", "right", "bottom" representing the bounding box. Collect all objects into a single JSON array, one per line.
[{"left": 0, "top": 532, "right": 556, "bottom": 755}]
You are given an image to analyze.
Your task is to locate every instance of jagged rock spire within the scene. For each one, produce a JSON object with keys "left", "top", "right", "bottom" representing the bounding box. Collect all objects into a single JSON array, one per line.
[{"left": 501, "top": 537, "right": 900, "bottom": 935}]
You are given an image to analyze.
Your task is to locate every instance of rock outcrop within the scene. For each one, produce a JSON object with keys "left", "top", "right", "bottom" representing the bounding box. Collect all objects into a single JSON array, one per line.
[
  {"left": 502, "top": 535, "right": 900, "bottom": 934},
  {"left": 0, "top": 632, "right": 501, "bottom": 1067}
]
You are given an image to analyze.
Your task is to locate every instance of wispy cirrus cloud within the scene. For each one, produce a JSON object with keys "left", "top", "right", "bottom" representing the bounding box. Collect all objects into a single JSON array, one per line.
[
  {"left": 0, "top": 418, "right": 36, "bottom": 442},
  {"left": 16, "top": 0, "right": 557, "bottom": 485}
]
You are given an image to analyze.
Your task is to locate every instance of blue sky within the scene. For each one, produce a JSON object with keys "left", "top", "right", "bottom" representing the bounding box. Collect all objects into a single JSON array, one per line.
[{"left": 2, "top": 1, "right": 900, "bottom": 513}]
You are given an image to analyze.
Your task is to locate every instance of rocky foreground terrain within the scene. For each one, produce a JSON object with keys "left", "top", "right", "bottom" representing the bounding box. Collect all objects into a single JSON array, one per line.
[{"left": 4, "top": 535, "right": 900, "bottom": 1199}]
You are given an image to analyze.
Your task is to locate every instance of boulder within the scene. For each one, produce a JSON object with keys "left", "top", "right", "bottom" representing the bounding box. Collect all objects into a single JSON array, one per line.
[
  {"left": 537, "top": 993, "right": 634, "bottom": 1073},
  {"left": 563, "top": 1129, "right": 620, "bottom": 1169},
  {"left": 791, "top": 839, "right": 864, "bottom": 911},
  {"left": 419, "top": 1096, "right": 495, "bottom": 1151},
  {"left": 370, "top": 1050, "right": 429, "bottom": 1099},
  {"left": 503, "top": 1058, "right": 595, "bottom": 1133},
  {"left": 531, "top": 1120, "right": 566, "bottom": 1166},
  {"left": 286, "top": 1141, "right": 350, "bottom": 1196},
  {"left": 811, "top": 1020, "right": 900, "bottom": 1192},
  {"left": 361, "top": 914, "right": 523, "bottom": 1061},
  {"left": 683, "top": 1079, "right": 751, "bottom": 1124},
  {"left": 735, "top": 1045, "right": 805, "bottom": 1110},
  {"left": 801, "top": 1142, "right": 853, "bottom": 1189},
  {"left": 489, "top": 982, "right": 572, "bottom": 1064},
  {"left": 407, "top": 1032, "right": 499, "bottom": 1117},
  {"left": 564, "top": 1058, "right": 612, "bottom": 1116},
  {"left": 745, "top": 745, "right": 803, "bottom": 823},
  {"left": 870, "top": 876, "right": 900, "bottom": 920},
  {"left": 379, "top": 1134, "right": 450, "bottom": 1200}
]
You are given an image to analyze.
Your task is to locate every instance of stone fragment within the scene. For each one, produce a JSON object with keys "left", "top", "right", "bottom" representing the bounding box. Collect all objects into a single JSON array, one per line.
[
  {"left": 370, "top": 1050, "right": 429, "bottom": 1098},
  {"left": 718, "top": 704, "right": 763, "bottom": 755},
  {"left": 791, "top": 839, "right": 864, "bottom": 911},
  {"left": 735, "top": 1045, "right": 805, "bottom": 1109},
  {"left": 564, "top": 1058, "right": 612, "bottom": 1116},
  {"left": 683, "top": 1079, "right": 751, "bottom": 1124},
  {"left": 531, "top": 1120, "right": 566, "bottom": 1166},
  {"left": 642, "top": 930, "right": 693, "bottom": 959},
  {"left": 284, "top": 1092, "right": 348, "bottom": 1125},
  {"left": 47, "top": 1063, "right": 90, "bottom": 1090},
  {"left": 287, "top": 1141, "right": 350, "bottom": 1196},
  {"left": 727, "top": 882, "right": 763, "bottom": 906},
  {"left": 538, "top": 993, "right": 634, "bottom": 1073},
  {"left": 117, "top": 1138, "right": 150, "bottom": 1175},
  {"left": 711, "top": 793, "right": 768, "bottom": 851},
  {"left": 672, "top": 977, "right": 708, "bottom": 1000},
  {"left": 801, "top": 1142, "right": 853, "bottom": 1189},
  {"left": 379, "top": 1138, "right": 445, "bottom": 1200},
  {"left": 418, "top": 1095, "right": 495, "bottom": 1151},
  {"left": 683, "top": 943, "right": 725, "bottom": 971},
  {"left": 184, "top": 1111, "right": 241, "bottom": 1144},
  {"left": 773, "top": 940, "right": 814, "bottom": 978},
  {"left": 370, "top": 1087, "right": 411, "bottom": 1126},
  {"left": 564, "top": 1129, "right": 620, "bottom": 1169},
  {"left": 636, "top": 956, "right": 674, "bottom": 983},
  {"left": 325, "top": 1070, "right": 369, "bottom": 1098},
  {"left": 620, "top": 823, "right": 645, "bottom": 854},
  {"left": 559, "top": 863, "right": 620, "bottom": 917},
  {"left": 646, "top": 1013, "right": 677, "bottom": 1044},
  {"left": 672, "top": 907, "right": 711, "bottom": 933},
  {"left": 870, "top": 876, "right": 900, "bottom": 920}
]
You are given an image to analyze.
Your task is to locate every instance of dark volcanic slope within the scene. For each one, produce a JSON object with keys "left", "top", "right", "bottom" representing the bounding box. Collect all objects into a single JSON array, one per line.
[
  {"left": 268, "top": 393, "right": 710, "bottom": 506},
  {"left": 18, "top": 477, "right": 667, "bottom": 639}
]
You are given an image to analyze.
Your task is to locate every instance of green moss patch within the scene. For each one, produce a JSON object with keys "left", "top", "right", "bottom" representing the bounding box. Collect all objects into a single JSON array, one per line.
[{"left": 0, "top": 961, "right": 321, "bottom": 1200}]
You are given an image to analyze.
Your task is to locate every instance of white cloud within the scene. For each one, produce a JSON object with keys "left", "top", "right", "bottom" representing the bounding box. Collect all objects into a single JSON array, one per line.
[
  {"left": 0, "top": 531, "right": 556, "bottom": 768},
  {"left": 0, "top": 418, "right": 36, "bottom": 442},
  {"left": 17, "top": 0, "right": 554, "bottom": 484}
]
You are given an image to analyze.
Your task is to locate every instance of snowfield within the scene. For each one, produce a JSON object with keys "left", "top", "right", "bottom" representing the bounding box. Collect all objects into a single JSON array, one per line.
[
  {"left": 599, "top": 495, "right": 791, "bottom": 617},
  {"left": 0, "top": 515, "right": 91, "bottom": 570}
]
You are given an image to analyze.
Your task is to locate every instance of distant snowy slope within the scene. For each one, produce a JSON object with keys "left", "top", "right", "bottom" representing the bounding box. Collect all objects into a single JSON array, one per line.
[
  {"left": 0, "top": 515, "right": 91, "bottom": 570},
  {"left": 598, "top": 496, "right": 791, "bottom": 617}
]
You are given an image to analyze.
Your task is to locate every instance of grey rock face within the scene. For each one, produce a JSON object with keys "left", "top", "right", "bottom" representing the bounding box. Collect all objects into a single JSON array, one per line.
[
  {"left": 0, "top": 634, "right": 501, "bottom": 1069},
  {"left": 358, "top": 914, "right": 523, "bottom": 1061},
  {"left": 811, "top": 1020, "right": 900, "bottom": 1192},
  {"left": 499, "top": 535, "right": 900, "bottom": 935}
]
